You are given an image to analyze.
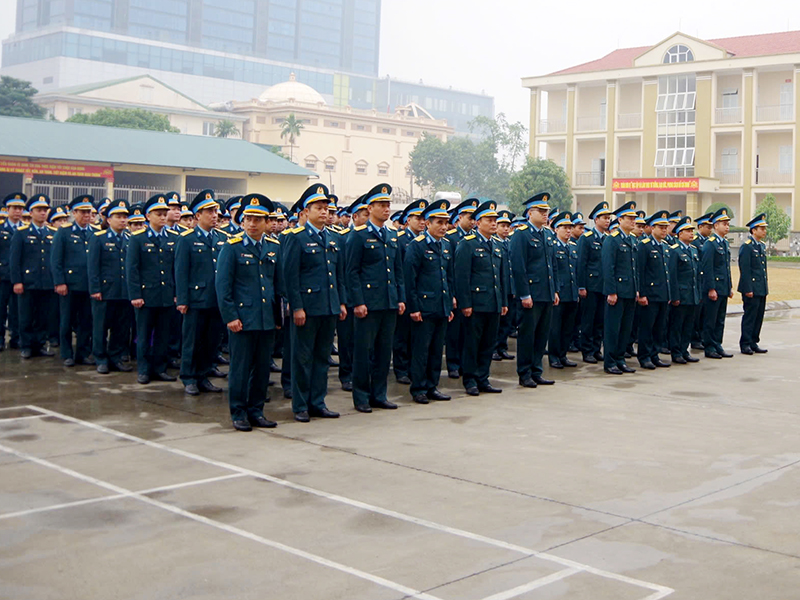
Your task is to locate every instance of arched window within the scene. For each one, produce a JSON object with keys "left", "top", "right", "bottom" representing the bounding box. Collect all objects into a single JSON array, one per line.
[
  {"left": 324, "top": 157, "right": 337, "bottom": 172},
  {"left": 304, "top": 155, "right": 318, "bottom": 170},
  {"left": 355, "top": 159, "right": 368, "bottom": 175},
  {"left": 663, "top": 44, "right": 694, "bottom": 64},
  {"left": 377, "top": 162, "right": 390, "bottom": 176}
]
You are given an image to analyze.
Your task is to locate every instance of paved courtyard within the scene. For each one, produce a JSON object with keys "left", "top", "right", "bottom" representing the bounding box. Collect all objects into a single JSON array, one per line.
[{"left": 1, "top": 310, "right": 799, "bottom": 600}]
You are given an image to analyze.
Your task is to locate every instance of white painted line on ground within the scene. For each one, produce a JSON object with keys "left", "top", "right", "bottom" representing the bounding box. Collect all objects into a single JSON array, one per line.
[
  {"left": 24, "top": 405, "right": 675, "bottom": 598},
  {"left": 0, "top": 414, "right": 46, "bottom": 422},
  {"left": 0, "top": 406, "right": 31, "bottom": 412},
  {"left": 480, "top": 567, "right": 581, "bottom": 600},
  {"left": 0, "top": 473, "right": 247, "bottom": 521},
  {"left": 0, "top": 441, "right": 445, "bottom": 600}
]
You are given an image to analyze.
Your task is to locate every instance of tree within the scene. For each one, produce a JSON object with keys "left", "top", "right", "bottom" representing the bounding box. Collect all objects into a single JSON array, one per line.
[
  {"left": 66, "top": 108, "right": 180, "bottom": 132},
  {"left": 706, "top": 202, "right": 734, "bottom": 220},
  {"left": 754, "top": 193, "right": 791, "bottom": 255},
  {"left": 215, "top": 119, "right": 239, "bottom": 138},
  {"left": 0, "top": 76, "right": 46, "bottom": 119},
  {"left": 469, "top": 112, "right": 528, "bottom": 172},
  {"left": 280, "top": 114, "right": 304, "bottom": 161},
  {"left": 507, "top": 157, "right": 573, "bottom": 215}
]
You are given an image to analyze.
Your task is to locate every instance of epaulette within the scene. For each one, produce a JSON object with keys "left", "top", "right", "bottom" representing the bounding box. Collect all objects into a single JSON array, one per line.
[
  {"left": 744, "top": 239, "right": 752, "bottom": 244},
  {"left": 611, "top": 230, "right": 620, "bottom": 237},
  {"left": 132, "top": 228, "right": 146, "bottom": 235},
  {"left": 166, "top": 228, "right": 179, "bottom": 235},
  {"left": 90, "top": 224, "right": 101, "bottom": 230},
  {"left": 266, "top": 236, "right": 280, "bottom": 244},
  {"left": 280, "top": 228, "right": 293, "bottom": 236},
  {"left": 354, "top": 224, "right": 367, "bottom": 231},
  {"left": 584, "top": 231, "right": 593, "bottom": 237},
  {"left": 671, "top": 243, "right": 679, "bottom": 249},
  {"left": 47, "top": 225, "right": 58, "bottom": 231},
  {"left": 215, "top": 227, "right": 230, "bottom": 237},
  {"left": 180, "top": 228, "right": 194, "bottom": 236},
  {"left": 569, "top": 241, "right": 578, "bottom": 246},
  {"left": 708, "top": 235, "right": 716, "bottom": 241},
  {"left": 464, "top": 234, "right": 476, "bottom": 241},
  {"left": 94, "top": 229, "right": 107, "bottom": 237},
  {"left": 18, "top": 224, "right": 30, "bottom": 231},
  {"left": 398, "top": 230, "right": 406, "bottom": 237},
  {"left": 414, "top": 234, "right": 425, "bottom": 242},
  {"left": 692, "top": 234, "right": 698, "bottom": 239},
  {"left": 446, "top": 228, "right": 457, "bottom": 235},
  {"left": 517, "top": 224, "right": 528, "bottom": 231},
  {"left": 642, "top": 237, "right": 651, "bottom": 244},
  {"left": 227, "top": 235, "right": 243, "bottom": 244},
  {"left": 386, "top": 224, "right": 397, "bottom": 231},
  {"left": 293, "top": 226, "right": 306, "bottom": 233}
]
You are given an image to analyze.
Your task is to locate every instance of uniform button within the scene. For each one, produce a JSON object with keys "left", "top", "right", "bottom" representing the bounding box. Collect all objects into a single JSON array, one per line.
[
  {"left": 387, "top": 268, "right": 391, "bottom": 272},
  {"left": 262, "top": 287, "right": 265, "bottom": 291},
  {"left": 330, "top": 284, "right": 334, "bottom": 288},
  {"left": 262, "top": 299, "right": 266, "bottom": 303},
  {"left": 307, "top": 289, "right": 311, "bottom": 293}
]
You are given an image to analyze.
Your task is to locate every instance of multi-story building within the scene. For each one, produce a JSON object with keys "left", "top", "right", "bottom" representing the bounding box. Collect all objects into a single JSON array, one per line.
[{"left": 522, "top": 30, "right": 800, "bottom": 228}]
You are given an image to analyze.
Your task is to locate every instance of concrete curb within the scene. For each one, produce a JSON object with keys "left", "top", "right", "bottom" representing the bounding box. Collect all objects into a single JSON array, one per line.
[{"left": 726, "top": 299, "right": 800, "bottom": 315}]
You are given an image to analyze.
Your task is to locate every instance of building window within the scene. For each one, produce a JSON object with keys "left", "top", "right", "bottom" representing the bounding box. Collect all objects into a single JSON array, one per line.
[
  {"left": 352, "top": 123, "right": 371, "bottom": 132},
  {"left": 380, "top": 127, "right": 394, "bottom": 134},
  {"left": 663, "top": 44, "right": 694, "bottom": 64},
  {"left": 43, "top": 76, "right": 53, "bottom": 84},
  {"left": 325, "top": 120, "right": 341, "bottom": 128},
  {"left": 256, "top": 116, "right": 266, "bottom": 124},
  {"left": 656, "top": 75, "right": 696, "bottom": 112},
  {"left": 304, "top": 155, "right": 318, "bottom": 170},
  {"left": 403, "top": 130, "right": 417, "bottom": 137},
  {"left": 355, "top": 159, "right": 368, "bottom": 174},
  {"left": 377, "top": 162, "right": 389, "bottom": 176},
  {"left": 721, "top": 148, "right": 738, "bottom": 173},
  {"left": 779, "top": 146, "right": 793, "bottom": 174},
  {"left": 722, "top": 88, "right": 739, "bottom": 109},
  {"left": 272, "top": 117, "right": 285, "bottom": 124},
  {"left": 67, "top": 107, "right": 82, "bottom": 117},
  {"left": 324, "top": 158, "right": 336, "bottom": 172},
  {"left": 203, "top": 121, "right": 216, "bottom": 136}
]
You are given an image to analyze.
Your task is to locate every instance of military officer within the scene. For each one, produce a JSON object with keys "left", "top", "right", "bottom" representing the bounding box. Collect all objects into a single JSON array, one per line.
[
  {"left": 511, "top": 193, "right": 558, "bottom": 387},
  {"left": 51, "top": 195, "right": 95, "bottom": 366},
  {"left": 215, "top": 194, "right": 283, "bottom": 431},
  {"left": 221, "top": 197, "right": 243, "bottom": 235},
  {"left": 690, "top": 212, "right": 714, "bottom": 350},
  {"left": 164, "top": 192, "right": 182, "bottom": 232},
  {"left": 601, "top": 201, "right": 639, "bottom": 374},
  {"left": 549, "top": 211, "right": 579, "bottom": 369},
  {"left": 567, "top": 211, "right": 585, "bottom": 351},
  {"left": 127, "top": 193, "right": 180, "bottom": 383},
  {"left": 345, "top": 183, "right": 406, "bottom": 413},
  {"left": 636, "top": 210, "right": 673, "bottom": 369},
  {"left": 403, "top": 200, "right": 454, "bottom": 404},
  {"left": 178, "top": 204, "right": 195, "bottom": 230},
  {"left": 0, "top": 192, "right": 26, "bottom": 351},
  {"left": 577, "top": 201, "right": 612, "bottom": 364},
  {"left": 455, "top": 200, "right": 508, "bottom": 395},
  {"left": 700, "top": 207, "right": 734, "bottom": 359},
  {"left": 10, "top": 194, "right": 57, "bottom": 358},
  {"left": 493, "top": 209, "right": 516, "bottom": 361},
  {"left": 89, "top": 200, "right": 133, "bottom": 373},
  {"left": 738, "top": 213, "right": 769, "bottom": 355},
  {"left": 570, "top": 212, "right": 586, "bottom": 240},
  {"left": 48, "top": 206, "right": 70, "bottom": 227},
  {"left": 128, "top": 204, "right": 147, "bottom": 234},
  {"left": 668, "top": 216, "right": 701, "bottom": 364},
  {"left": 665, "top": 211, "right": 682, "bottom": 246}
]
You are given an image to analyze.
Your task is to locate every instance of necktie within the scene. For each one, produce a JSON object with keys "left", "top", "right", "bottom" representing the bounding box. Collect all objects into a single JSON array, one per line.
[{"left": 255, "top": 240, "right": 262, "bottom": 257}]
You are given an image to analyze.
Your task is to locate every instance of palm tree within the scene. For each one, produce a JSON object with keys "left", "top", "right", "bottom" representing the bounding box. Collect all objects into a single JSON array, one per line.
[
  {"left": 215, "top": 119, "right": 239, "bottom": 138},
  {"left": 280, "top": 113, "right": 304, "bottom": 161}
]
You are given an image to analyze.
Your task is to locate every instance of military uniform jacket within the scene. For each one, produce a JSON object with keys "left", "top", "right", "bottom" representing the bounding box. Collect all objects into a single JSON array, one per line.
[
  {"left": 454, "top": 233, "right": 507, "bottom": 313},
  {"left": 215, "top": 234, "right": 283, "bottom": 331},
  {"left": 403, "top": 234, "right": 455, "bottom": 318},
  {"left": 700, "top": 235, "right": 732, "bottom": 296},
  {"left": 554, "top": 239, "right": 579, "bottom": 303},
  {"left": 510, "top": 224, "right": 557, "bottom": 302},
  {"left": 345, "top": 223, "right": 405, "bottom": 310},
  {"left": 577, "top": 228, "right": 606, "bottom": 293},
  {"left": 51, "top": 223, "right": 92, "bottom": 291},
  {"left": 88, "top": 228, "right": 129, "bottom": 300},
  {"left": 691, "top": 234, "right": 708, "bottom": 251},
  {"left": 737, "top": 236, "right": 768, "bottom": 297},
  {"left": 601, "top": 231, "right": 638, "bottom": 298},
  {"left": 283, "top": 225, "right": 345, "bottom": 317},
  {"left": 222, "top": 223, "right": 242, "bottom": 237},
  {"left": 0, "top": 220, "right": 23, "bottom": 281},
  {"left": 668, "top": 242, "right": 701, "bottom": 306},
  {"left": 494, "top": 235, "right": 515, "bottom": 298},
  {"left": 10, "top": 223, "right": 56, "bottom": 290},
  {"left": 126, "top": 226, "right": 179, "bottom": 307},
  {"left": 174, "top": 226, "right": 227, "bottom": 309},
  {"left": 637, "top": 236, "right": 672, "bottom": 302}
]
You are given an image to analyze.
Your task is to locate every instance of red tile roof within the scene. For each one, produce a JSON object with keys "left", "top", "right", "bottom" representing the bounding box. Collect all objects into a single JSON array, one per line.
[{"left": 550, "top": 30, "right": 800, "bottom": 76}]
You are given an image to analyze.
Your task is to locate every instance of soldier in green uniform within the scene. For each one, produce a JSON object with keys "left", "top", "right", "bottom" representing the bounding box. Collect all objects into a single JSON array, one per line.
[
  {"left": 89, "top": 200, "right": 134, "bottom": 373},
  {"left": 668, "top": 216, "right": 701, "bottom": 364},
  {"left": 636, "top": 210, "right": 673, "bottom": 369},
  {"left": 700, "top": 207, "right": 734, "bottom": 359},
  {"left": 345, "top": 183, "right": 406, "bottom": 412},
  {"left": 283, "top": 184, "right": 345, "bottom": 422},
  {"left": 403, "top": 200, "right": 454, "bottom": 404},
  {"left": 216, "top": 194, "right": 283, "bottom": 431},
  {"left": 577, "top": 201, "right": 612, "bottom": 364},
  {"left": 0, "top": 193, "right": 26, "bottom": 351},
  {"left": 127, "top": 194, "right": 180, "bottom": 383},
  {"left": 51, "top": 195, "right": 96, "bottom": 366},
  {"left": 738, "top": 213, "right": 769, "bottom": 355},
  {"left": 549, "top": 211, "right": 579, "bottom": 369},
  {"left": 455, "top": 200, "right": 508, "bottom": 395},
  {"left": 493, "top": 209, "right": 516, "bottom": 361},
  {"left": 601, "top": 201, "right": 639, "bottom": 374}
]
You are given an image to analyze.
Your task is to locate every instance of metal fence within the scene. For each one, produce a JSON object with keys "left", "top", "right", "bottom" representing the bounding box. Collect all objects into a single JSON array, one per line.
[{"left": 32, "top": 181, "right": 107, "bottom": 207}]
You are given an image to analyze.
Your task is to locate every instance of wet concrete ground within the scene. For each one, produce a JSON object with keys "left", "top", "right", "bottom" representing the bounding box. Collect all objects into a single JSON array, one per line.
[{"left": 1, "top": 311, "right": 799, "bottom": 599}]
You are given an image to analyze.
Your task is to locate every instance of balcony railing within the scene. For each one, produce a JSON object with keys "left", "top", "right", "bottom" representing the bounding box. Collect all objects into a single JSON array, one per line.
[
  {"left": 755, "top": 169, "right": 792, "bottom": 185},
  {"left": 575, "top": 171, "right": 605, "bottom": 186},
  {"left": 715, "top": 106, "right": 743, "bottom": 124},
  {"left": 755, "top": 104, "right": 794, "bottom": 123},
  {"left": 576, "top": 115, "right": 607, "bottom": 132},
  {"left": 714, "top": 169, "right": 741, "bottom": 185},
  {"left": 616, "top": 170, "right": 641, "bottom": 178},
  {"left": 538, "top": 119, "right": 566, "bottom": 134},
  {"left": 617, "top": 113, "right": 642, "bottom": 129}
]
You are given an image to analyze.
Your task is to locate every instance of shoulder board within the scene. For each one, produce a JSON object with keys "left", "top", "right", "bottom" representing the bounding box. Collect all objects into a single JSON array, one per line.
[
  {"left": 280, "top": 228, "right": 292, "bottom": 236},
  {"left": 398, "top": 230, "right": 406, "bottom": 237},
  {"left": 227, "top": 235, "right": 243, "bottom": 244},
  {"left": 569, "top": 241, "right": 578, "bottom": 246},
  {"left": 354, "top": 224, "right": 367, "bottom": 231},
  {"left": 670, "top": 243, "right": 679, "bottom": 249},
  {"left": 491, "top": 235, "right": 502, "bottom": 241},
  {"left": 446, "top": 228, "right": 457, "bottom": 235},
  {"left": 214, "top": 227, "right": 230, "bottom": 237},
  {"left": 708, "top": 235, "right": 716, "bottom": 241},
  {"left": 642, "top": 238, "right": 651, "bottom": 244},
  {"left": 47, "top": 225, "right": 58, "bottom": 231},
  {"left": 414, "top": 234, "right": 425, "bottom": 242},
  {"left": 584, "top": 231, "right": 593, "bottom": 237},
  {"left": 180, "top": 229, "right": 194, "bottom": 236},
  {"left": 517, "top": 224, "right": 528, "bottom": 231},
  {"left": 692, "top": 234, "right": 698, "bottom": 240},
  {"left": 464, "top": 234, "right": 476, "bottom": 241},
  {"left": 291, "top": 226, "right": 305, "bottom": 233},
  {"left": 266, "top": 236, "right": 280, "bottom": 245},
  {"left": 611, "top": 230, "right": 620, "bottom": 237},
  {"left": 18, "top": 224, "right": 30, "bottom": 231},
  {"left": 386, "top": 224, "right": 397, "bottom": 231},
  {"left": 744, "top": 239, "right": 751, "bottom": 244},
  {"left": 166, "top": 228, "right": 179, "bottom": 235},
  {"left": 132, "top": 229, "right": 146, "bottom": 235},
  {"left": 90, "top": 224, "right": 101, "bottom": 230},
  {"left": 94, "top": 229, "right": 107, "bottom": 237}
]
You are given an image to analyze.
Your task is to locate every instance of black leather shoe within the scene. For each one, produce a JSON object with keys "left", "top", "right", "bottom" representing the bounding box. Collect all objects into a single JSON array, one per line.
[
  {"left": 63, "top": 358, "right": 75, "bottom": 367},
  {"left": 659, "top": 347, "right": 670, "bottom": 355},
  {"left": 532, "top": 376, "right": 554, "bottom": 385},
  {"left": 38, "top": 348, "right": 55, "bottom": 357},
  {"left": 465, "top": 387, "right": 480, "bottom": 396},
  {"left": 232, "top": 420, "right": 252, "bottom": 432},
  {"left": 624, "top": 351, "right": 633, "bottom": 359},
  {"left": 396, "top": 375, "right": 411, "bottom": 384},
  {"left": 47, "top": 341, "right": 59, "bottom": 348},
  {"left": 270, "top": 360, "right": 281, "bottom": 373},
  {"left": 215, "top": 353, "right": 230, "bottom": 365},
  {"left": 331, "top": 345, "right": 339, "bottom": 356},
  {"left": 154, "top": 372, "right": 177, "bottom": 382},
  {"left": 593, "top": 352, "right": 604, "bottom": 362},
  {"left": 120, "top": 354, "right": 130, "bottom": 362},
  {"left": 619, "top": 364, "right": 637, "bottom": 373},
  {"left": 96, "top": 363, "right": 110, "bottom": 374},
  {"left": 413, "top": 394, "right": 430, "bottom": 404},
  {"left": 199, "top": 380, "right": 222, "bottom": 393},
  {"left": 705, "top": 351, "right": 722, "bottom": 359},
  {"left": 137, "top": 374, "right": 150, "bottom": 384},
  {"left": 519, "top": 377, "right": 537, "bottom": 388},
  {"left": 310, "top": 407, "right": 339, "bottom": 418},
  {"left": 604, "top": 366, "right": 623, "bottom": 375},
  {"left": 20, "top": 349, "right": 32, "bottom": 359},
  {"left": 252, "top": 416, "right": 277, "bottom": 428},
  {"left": 328, "top": 356, "right": 339, "bottom": 367},
  {"left": 752, "top": 346, "right": 768, "bottom": 354},
  {"left": 427, "top": 389, "right": 451, "bottom": 401},
  {"left": 500, "top": 350, "right": 515, "bottom": 360},
  {"left": 283, "top": 388, "right": 293, "bottom": 399},
  {"left": 568, "top": 344, "right": 579, "bottom": 353},
  {"left": 492, "top": 352, "right": 503, "bottom": 361},
  {"left": 370, "top": 399, "right": 398, "bottom": 410},
  {"left": 220, "top": 345, "right": 229, "bottom": 354},
  {"left": 549, "top": 360, "right": 564, "bottom": 369},
  {"left": 448, "top": 370, "right": 460, "bottom": 379},
  {"left": 478, "top": 384, "right": 502, "bottom": 393},
  {"left": 684, "top": 355, "right": 700, "bottom": 363},
  {"left": 341, "top": 381, "right": 353, "bottom": 391},
  {"left": 639, "top": 360, "right": 656, "bottom": 370},
  {"left": 582, "top": 354, "right": 598, "bottom": 364},
  {"left": 294, "top": 411, "right": 310, "bottom": 423},
  {"left": 691, "top": 342, "right": 704, "bottom": 350},
  {"left": 76, "top": 357, "right": 96, "bottom": 366},
  {"left": 355, "top": 405, "right": 372, "bottom": 413},
  {"left": 740, "top": 347, "right": 754, "bottom": 355},
  {"left": 208, "top": 368, "right": 227, "bottom": 379},
  {"left": 184, "top": 383, "right": 200, "bottom": 396},
  {"left": 672, "top": 356, "right": 687, "bottom": 364},
  {"left": 167, "top": 359, "right": 180, "bottom": 370},
  {"left": 652, "top": 358, "right": 671, "bottom": 368},
  {"left": 719, "top": 351, "right": 734, "bottom": 358},
  {"left": 562, "top": 358, "right": 577, "bottom": 367},
  {"left": 112, "top": 361, "right": 133, "bottom": 372}
]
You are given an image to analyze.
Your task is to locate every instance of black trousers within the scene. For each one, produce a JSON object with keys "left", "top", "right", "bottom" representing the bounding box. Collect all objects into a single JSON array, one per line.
[
  {"left": 47, "top": 292, "right": 59, "bottom": 344},
  {"left": 638, "top": 301, "right": 669, "bottom": 364},
  {"left": 579, "top": 291, "right": 604, "bottom": 357},
  {"left": 445, "top": 310, "right": 466, "bottom": 372},
  {"left": 92, "top": 299, "right": 131, "bottom": 365},
  {"left": 59, "top": 290, "right": 93, "bottom": 361},
  {"left": 180, "top": 307, "right": 222, "bottom": 385},
  {"left": 0, "top": 280, "right": 19, "bottom": 347},
  {"left": 409, "top": 315, "right": 448, "bottom": 396},
  {"left": 392, "top": 312, "right": 412, "bottom": 378},
  {"left": 628, "top": 304, "right": 640, "bottom": 351},
  {"left": 168, "top": 309, "right": 182, "bottom": 358},
  {"left": 353, "top": 309, "right": 396, "bottom": 407},
  {"left": 135, "top": 306, "right": 173, "bottom": 376},
  {"left": 291, "top": 314, "right": 337, "bottom": 414},
  {"left": 549, "top": 301, "right": 578, "bottom": 363},
  {"left": 462, "top": 311, "right": 500, "bottom": 389},
  {"left": 702, "top": 295, "right": 728, "bottom": 355},
  {"left": 496, "top": 295, "right": 516, "bottom": 352},
  {"left": 280, "top": 312, "right": 292, "bottom": 393},
  {"left": 228, "top": 329, "right": 275, "bottom": 423},
  {"left": 740, "top": 295, "right": 766, "bottom": 351},
  {"left": 604, "top": 297, "right": 636, "bottom": 370},
  {"left": 18, "top": 289, "right": 52, "bottom": 352},
  {"left": 692, "top": 301, "right": 705, "bottom": 346},
  {"left": 570, "top": 298, "right": 582, "bottom": 349},
  {"left": 517, "top": 301, "right": 552, "bottom": 379},
  {"left": 337, "top": 309, "right": 354, "bottom": 384},
  {"left": 669, "top": 303, "right": 696, "bottom": 359}
]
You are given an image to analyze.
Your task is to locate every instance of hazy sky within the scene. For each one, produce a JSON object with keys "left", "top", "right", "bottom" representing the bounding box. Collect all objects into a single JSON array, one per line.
[{"left": 3, "top": 0, "right": 800, "bottom": 131}]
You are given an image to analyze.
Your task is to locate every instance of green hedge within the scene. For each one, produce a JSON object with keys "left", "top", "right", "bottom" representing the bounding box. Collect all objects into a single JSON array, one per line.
[{"left": 767, "top": 256, "right": 800, "bottom": 262}]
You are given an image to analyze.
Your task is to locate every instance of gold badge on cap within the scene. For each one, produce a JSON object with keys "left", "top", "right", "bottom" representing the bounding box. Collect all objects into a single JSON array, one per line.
[
  {"left": 118, "top": 201, "right": 125, "bottom": 207},
  {"left": 722, "top": 209, "right": 727, "bottom": 216},
  {"left": 317, "top": 186, "right": 324, "bottom": 195},
  {"left": 382, "top": 186, "right": 388, "bottom": 194},
  {"left": 440, "top": 202, "right": 446, "bottom": 209},
  {"left": 603, "top": 203, "right": 608, "bottom": 209},
  {"left": 158, "top": 196, "right": 164, "bottom": 202},
  {"left": 251, "top": 198, "right": 260, "bottom": 206},
  {"left": 490, "top": 203, "right": 496, "bottom": 210},
  {"left": 543, "top": 194, "right": 549, "bottom": 201},
  {"left": 14, "top": 194, "right": 21, "bottom": 199},
  {"left": 205, "top": 193, "right": 211, "bottom": 200}
]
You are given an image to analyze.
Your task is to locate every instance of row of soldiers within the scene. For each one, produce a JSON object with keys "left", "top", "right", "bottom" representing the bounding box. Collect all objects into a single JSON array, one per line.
[{"left": 0, "top": 184, "right": 770, "bottom": 431}]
